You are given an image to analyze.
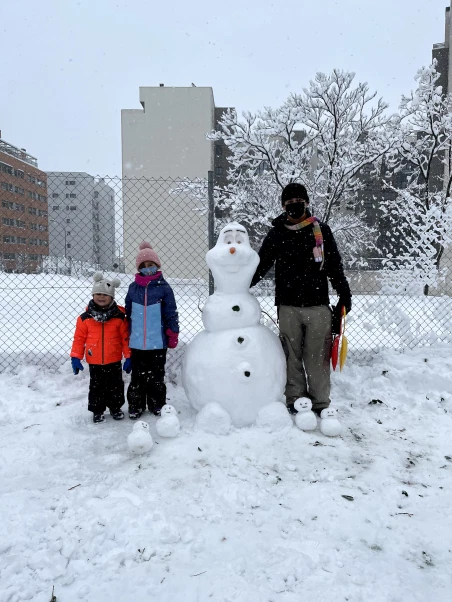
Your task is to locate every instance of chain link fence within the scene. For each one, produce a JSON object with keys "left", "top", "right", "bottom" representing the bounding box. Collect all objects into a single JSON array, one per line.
[{"left": 0, "top": 173, "right": 451, "bottom": 374}]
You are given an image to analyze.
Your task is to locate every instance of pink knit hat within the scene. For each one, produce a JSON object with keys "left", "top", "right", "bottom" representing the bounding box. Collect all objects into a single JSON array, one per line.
[{"left": 135, "top": 242, "right": 161, "bottom": 269}]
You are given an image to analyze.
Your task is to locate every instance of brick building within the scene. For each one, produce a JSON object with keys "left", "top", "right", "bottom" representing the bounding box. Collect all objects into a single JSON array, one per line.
[{"left": 0, "top": 136, "right": 49, "bottom": 272}]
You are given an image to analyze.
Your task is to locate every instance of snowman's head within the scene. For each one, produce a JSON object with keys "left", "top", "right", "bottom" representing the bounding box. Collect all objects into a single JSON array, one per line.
[
  {"left": 206, "top": 223, "right": 259, "bottom": 293},
  {"left": 320, "top": 407, "right": 338, "bottom": 419},
  {"left": 133, "top": 420, "right": 150, "bottom": 432},
  {"left": 160, "top": 405, "right": 177, "bottom": 417},
  {"left": 294, "top": 397, "right": 312, "bottom": 412}
]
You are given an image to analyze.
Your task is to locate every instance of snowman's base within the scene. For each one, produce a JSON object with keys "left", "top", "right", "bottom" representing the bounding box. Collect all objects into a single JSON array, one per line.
[{"left": 182, "top": 324, "right": 286, "bottom": 428}]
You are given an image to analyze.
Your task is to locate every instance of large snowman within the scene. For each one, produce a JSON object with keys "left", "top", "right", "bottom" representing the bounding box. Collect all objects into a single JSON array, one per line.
[{"left": 182, "top": 222, "right": 286, "bottom": 427}]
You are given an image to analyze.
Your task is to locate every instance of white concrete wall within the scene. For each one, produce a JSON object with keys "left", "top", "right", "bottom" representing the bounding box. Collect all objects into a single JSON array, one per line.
[{"left": 121, "top": 86, "right": 214, "bottom": 279}]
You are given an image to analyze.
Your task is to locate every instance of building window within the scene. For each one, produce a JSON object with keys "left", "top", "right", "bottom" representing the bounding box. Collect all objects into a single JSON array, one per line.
[
  {"left": 19, "top": 237, "right": 27, "bottom": 244},
  {"left": 69, "top": 206, "right": 77, "bottom": 211},
  {"left": 14, "top": 186, "right": 25, "bottom": 195},
  {"left": 1, "top": 182, "right": 13, "bottom": 191},
  {"left": 29, "top": 238, "right": 38, "bottom": 246},
  {"left": 215, "top": 166, "right": 223, "bottom": 176},
  {"left": 94, "top": 191, "right": 99, "bottom": 198},
  {"left": 66, "top": 230, "right": 71, "bottom": 235},
  {"left": 38, "top": 194, "right": 47, "bottom": 202},
  {"left": 65, "top": 180, "right": 76, "bottom": 185},
  {"left": 52, "top": 205, "right": 60, "bottom": 211},
  {"left": 28, "top": 175, "right": 36, "bottom": 183},
  {"left": 215, "top": 145, "right": 223, "bottom": 157},
  {"left": 2, "top": 201, "right": 13, "bottom": 209},
  {"left": 66, "top": 243, "right": 71, "bottom": 249},
  {"left": 66, "top": 193, "right": 77, "bottom": 199},
  {"left": 28, "top": 254, "right": 39, "bottom": 260},
  {"left": 28, "top": 207, "right": 37, "bottom": 215},
  {"left": 4, "top": 253, "right": 16, "bottom": 260},
  {"left": 14, "top": 169, "right": 24, "bottom": 178},
  {"left": 0, "top": 162, "right": 13, "bottom": 174},
  {"left": 39, "top": 239, "right": 48, "bottom": 246},
  {"left": 3, "top": 236, "right": 16, "bottom": 243},
  {"left": 66, "top": 219, "right": 71, "bottom": 224},
  {"left": 52, "top": 193, "right": 59, "bottom": 198},
  {"left": 38, "top": 210, "right": 47, "bottom": 217},
  {"left": 30, "top": 223, "right": 38, "bottom": 230},
  {"left": 38, "top": 225, "right": 48, "bottom": 232}
]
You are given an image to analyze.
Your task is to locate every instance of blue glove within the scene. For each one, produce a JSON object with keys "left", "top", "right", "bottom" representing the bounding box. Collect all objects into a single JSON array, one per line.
[
  {"left": 123, "top": 358, "right": 132, "bottom": 374},
  {"left": 71, "top": 357, "right": 84, "bottom": 375}
]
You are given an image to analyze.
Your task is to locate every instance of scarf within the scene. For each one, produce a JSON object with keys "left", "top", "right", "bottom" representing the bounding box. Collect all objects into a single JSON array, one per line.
[
  {"left": 285, "top": 216, "right": 324, "bottom": 269},
  {"left": 135, "top": 271, "right": 162, "bottom": 286},
  {"left": 87, "top": 299, "right": 122, "bottom": 323}
]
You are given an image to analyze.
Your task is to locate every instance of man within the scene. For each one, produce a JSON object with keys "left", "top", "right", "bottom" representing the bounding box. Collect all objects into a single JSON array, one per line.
[{"left": 250, "top": 182, "right": 351, "bottom": 416}]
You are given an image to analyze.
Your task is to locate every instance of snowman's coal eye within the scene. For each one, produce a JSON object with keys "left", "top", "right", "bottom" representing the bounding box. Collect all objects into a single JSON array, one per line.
[
  {"left": 235, "top": 234, "right": 244, "bottom": 244},
  {"left": 224, "top": 235, "right": 234, "bottom": 244}
]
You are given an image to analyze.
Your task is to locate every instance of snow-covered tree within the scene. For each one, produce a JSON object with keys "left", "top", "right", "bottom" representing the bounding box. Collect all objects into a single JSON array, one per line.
[
  {"left": 208, "top": 70, "right": 396, "bottom": 260},
  {"left": 381, "top": 60, "right": 452, "bottom": 295}
]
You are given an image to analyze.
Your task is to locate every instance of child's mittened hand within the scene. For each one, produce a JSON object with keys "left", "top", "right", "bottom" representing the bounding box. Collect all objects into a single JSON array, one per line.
[
  {"left": 123, "top": 357, "right": 132, "bottom": 373},
  {"left": 71, "top": 357, "right": 84, "bottom": 375},
  {"left": 166, "top": 329, "right": 179, "bottom": 349}
]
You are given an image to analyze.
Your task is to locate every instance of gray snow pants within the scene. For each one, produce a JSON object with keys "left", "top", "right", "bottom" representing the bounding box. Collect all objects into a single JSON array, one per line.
[{"left": 278, "top": 305, "right": 332, "bottom": 411}]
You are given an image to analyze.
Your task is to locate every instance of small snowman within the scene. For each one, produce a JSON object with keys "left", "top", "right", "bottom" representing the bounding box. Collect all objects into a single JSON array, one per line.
[
  {"left": 128, "top": 421, "right": 153, "bottom": 454},
  {"left": 319, "top": 407, "right": 342, "bottom": 437},
  {"left": 156, "top": 405, "right": 180, "bottom": 438},
  {"left": 294, "top": 397, "right": 317, "bottom": 431}
]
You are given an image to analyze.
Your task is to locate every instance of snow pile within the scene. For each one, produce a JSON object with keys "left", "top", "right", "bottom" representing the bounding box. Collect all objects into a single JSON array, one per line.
[{"left": 0, "top": 346, "right": 451, "bottom": 601}]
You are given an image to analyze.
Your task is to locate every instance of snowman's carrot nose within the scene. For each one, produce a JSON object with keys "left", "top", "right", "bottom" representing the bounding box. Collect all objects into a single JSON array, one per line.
[{"left": 229, "top": 247, "right": 236, "bottom": 254}]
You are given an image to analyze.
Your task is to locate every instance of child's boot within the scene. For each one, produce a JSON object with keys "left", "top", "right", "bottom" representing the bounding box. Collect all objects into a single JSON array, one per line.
[{"left": 93, "top": 413, "right": 106, "bottom": 424}]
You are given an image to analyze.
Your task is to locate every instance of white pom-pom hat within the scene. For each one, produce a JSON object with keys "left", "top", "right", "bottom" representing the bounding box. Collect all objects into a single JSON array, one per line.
[
  {"left": 135, "top": 241, "right": 161, "bottom": 269},
  {"left": 91, "top": 272, "right": 121, "bottom": 298}
]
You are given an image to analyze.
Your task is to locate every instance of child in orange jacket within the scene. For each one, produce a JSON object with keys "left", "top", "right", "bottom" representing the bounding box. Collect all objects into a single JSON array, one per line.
[{"left": 70, "top": 273, "right": 131, "bottom": 423}]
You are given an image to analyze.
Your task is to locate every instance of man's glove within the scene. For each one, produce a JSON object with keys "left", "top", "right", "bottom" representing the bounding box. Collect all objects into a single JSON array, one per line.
[
  {"left": 71, "top": 357, "right": 84, "bottom": 375},
  {"left": 166, "top": 329, "right": 179, "bottom": 349},
  {"left": 123, "top": 357, "right": 132, "bottom": 373},
  {"left": 332, "top": 295, "right": 352, "bottom": 336}
]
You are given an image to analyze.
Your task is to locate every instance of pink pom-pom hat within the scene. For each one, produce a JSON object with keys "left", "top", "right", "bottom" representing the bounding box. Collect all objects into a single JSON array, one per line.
[{"left": 135, "top": 241, "right": 161, "bottom": 269}]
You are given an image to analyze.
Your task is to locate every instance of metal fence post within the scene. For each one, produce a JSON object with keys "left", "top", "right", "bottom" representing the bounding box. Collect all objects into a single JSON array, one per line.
[{"left": 208, "top": 170, "right": 215, "bottom": 295}]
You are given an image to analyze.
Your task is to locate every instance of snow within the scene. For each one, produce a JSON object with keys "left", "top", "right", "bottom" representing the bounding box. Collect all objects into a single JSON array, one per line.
[
  {"left": 256, "top": 402, "right": 293, "bottom": 433},
  {"left": 1, "top": 346, "right": 451, "bottom": 601},
  {"left": 195, "top": 402, "right": 232, "bottom": 436}
]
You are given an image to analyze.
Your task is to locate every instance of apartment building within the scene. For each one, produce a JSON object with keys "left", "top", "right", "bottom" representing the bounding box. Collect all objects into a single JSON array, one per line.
[
  {"left": 47, "top": 173, "right": 116, "bottom": 270},
  {"left": 0, "top": 136, "right": 49, "bottom": 273},
  {"left": 121, "top": 85, "right": 234, "bottom": 278}
]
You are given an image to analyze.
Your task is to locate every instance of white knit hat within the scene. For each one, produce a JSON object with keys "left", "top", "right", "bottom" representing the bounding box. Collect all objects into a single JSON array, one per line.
[{"left": 91, "top": 272, "right": 120, "bottom": 298}]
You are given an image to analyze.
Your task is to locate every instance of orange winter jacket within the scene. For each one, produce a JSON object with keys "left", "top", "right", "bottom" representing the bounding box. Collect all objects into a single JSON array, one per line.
[{"left": 70, "top": 304, "right": 131, "bottom": 365}]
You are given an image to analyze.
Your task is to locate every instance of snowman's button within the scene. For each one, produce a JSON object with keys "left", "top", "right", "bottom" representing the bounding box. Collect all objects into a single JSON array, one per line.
[
  {"left": 244, "top": 371, "right": 251, "bottom": 377},
  {"left": 232, "top": 305, "right": 240, "bottom": 312},
  {"left": 237, "top": 336, "right": 244, "bottom": 344}
]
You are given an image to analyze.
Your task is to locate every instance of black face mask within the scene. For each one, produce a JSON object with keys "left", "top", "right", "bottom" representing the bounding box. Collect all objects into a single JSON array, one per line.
[{"left": 285, "top": 201, "right": 306, "bottom": 220}]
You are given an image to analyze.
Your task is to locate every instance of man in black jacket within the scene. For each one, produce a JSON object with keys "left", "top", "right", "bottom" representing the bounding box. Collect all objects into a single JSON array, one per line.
[{"left": 250, "top": 182, "right": 352, "bottom": 416}]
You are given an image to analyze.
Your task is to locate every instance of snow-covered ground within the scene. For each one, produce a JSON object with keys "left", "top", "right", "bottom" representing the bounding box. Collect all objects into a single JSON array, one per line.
[{"left": 1, "top": 346, "right": 451, "bottom": 602}]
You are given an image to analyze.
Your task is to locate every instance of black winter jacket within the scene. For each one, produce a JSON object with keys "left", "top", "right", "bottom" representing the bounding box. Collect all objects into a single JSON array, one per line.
[{"left": 250, "top": 213, "right": 351, "bottom": 308}]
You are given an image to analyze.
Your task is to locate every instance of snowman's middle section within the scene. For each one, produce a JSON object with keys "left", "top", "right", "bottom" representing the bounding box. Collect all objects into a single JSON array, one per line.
[{"left": 202, "top": 291, "right": 262, "bottom": 331}]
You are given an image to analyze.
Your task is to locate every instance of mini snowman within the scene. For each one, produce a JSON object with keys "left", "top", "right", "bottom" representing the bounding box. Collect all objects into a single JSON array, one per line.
[
  {"left": 294, "top": 397, "right": 317, "bottom": 431},
  {"left": 156, "top": 405, "right": 180, "bottom": 438},
  {"left": 319, "top": 407, "right": 342, "bottom": 437},
  {"left": 128, "top": 421, "right": 153, "bottom": 454}
]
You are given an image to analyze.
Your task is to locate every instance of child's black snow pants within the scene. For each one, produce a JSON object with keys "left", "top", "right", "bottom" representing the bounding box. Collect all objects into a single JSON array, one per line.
[
  {"left": 88, "top": 361, "right": 125, "bottom": 414},
  {"left": 127, "top": 349, "right": 167, "bottom": 414}
]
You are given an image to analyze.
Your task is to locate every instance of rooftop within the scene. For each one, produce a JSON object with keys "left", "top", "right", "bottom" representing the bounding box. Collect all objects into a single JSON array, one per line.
[{"left": 0, "top": 138, "right": 38, "bottom": 168}]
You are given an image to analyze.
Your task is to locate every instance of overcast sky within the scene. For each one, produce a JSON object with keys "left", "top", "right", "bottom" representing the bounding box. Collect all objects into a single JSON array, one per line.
[{"left": 0, "top": 0, "right": 448, "bottom": 175}]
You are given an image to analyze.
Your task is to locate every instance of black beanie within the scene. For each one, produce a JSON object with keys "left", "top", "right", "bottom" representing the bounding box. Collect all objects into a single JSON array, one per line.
[{"left": 281, "top": 183, "right": 309, "bottom": 205}]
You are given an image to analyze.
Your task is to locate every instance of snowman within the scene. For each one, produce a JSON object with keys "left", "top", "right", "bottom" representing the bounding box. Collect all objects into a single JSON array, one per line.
[
  {"left": 319, "top": 407, "right": 342, "bottom": 437},
  {"left": 294, "top": 398, "right": 317, "bottom": 431},
  {"left": 128, "top": 421, "right": 153, "bottom": 454},
  {"left": 156, "top": 405, "right": 180, "bottom": 438},
  {"left": 182, "top": 223, "right": 286, "bottom": 427}
]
